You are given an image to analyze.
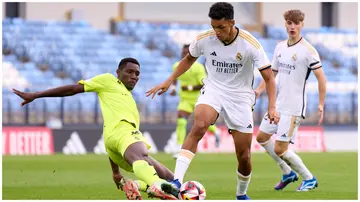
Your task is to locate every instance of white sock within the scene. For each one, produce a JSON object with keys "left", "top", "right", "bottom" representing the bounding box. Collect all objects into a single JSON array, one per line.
[
  {"left": 236, "top": 171, "right": 251, "bottom": 196},
  {"left": 259, "top": 139, "right": 291, "bottom": 175},
  {"left": 280, "top": 150, "right": 313, "bottom": 180},
  {"left": 174, "top": 149, "right": 195, "bottom": 184}
]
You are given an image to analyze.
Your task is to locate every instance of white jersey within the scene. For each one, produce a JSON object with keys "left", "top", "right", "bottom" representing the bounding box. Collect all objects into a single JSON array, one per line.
[
  {"left": 189, "top": 28, "right": 271, "bottom": 105},
  {"left": 272, "top": 37, "right": 322, "bottom": 118}
]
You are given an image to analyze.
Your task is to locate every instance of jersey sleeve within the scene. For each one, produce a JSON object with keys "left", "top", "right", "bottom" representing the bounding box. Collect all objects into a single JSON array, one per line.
[
  {"left": 189, "top": 38, "right": 203, "bottom": 58},
  {"left": 78, "top": 73, "right": 111, "bottom": 93},
  {"left": 307, "top": 48, "right": 322, "bottom": 70},
  {"left": 252, "top": 46, "right": 271, "bottom": 72}
]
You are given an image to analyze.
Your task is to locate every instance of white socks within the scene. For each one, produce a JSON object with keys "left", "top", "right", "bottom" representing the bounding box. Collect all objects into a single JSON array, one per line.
[
  {"left": 280, "top": 150, "right": 313, "bottom": 180},
  {"left": 236, "top": 171, "right": 251, "bottom": 196},
  {"left": 174, "top": 149, "right": 195, "bottom": 183},
  {"left": 259, "top": 139, "right": 292, "bottom": 175}
]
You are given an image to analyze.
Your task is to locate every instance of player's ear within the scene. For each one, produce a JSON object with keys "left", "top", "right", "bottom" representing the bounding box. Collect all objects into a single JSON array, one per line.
[
  {"left": 230, "top": 19, "right": 235, "bottom": 27},
  {"left": 116, "top": 68, "right": 121, "bottom": 76}
]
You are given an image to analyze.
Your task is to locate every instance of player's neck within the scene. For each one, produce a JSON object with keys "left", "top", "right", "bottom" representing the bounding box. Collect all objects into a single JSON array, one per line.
[
  {"left": 223, "top": 27, "right": 239, "bottom": 44},
  {"left": 288, "top": 35, "right": 302, "bottom": 46}
]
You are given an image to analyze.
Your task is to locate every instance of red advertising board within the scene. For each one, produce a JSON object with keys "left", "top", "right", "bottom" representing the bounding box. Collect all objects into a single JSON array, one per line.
[
  {"left": 2, "top": 127, "right": 54, "bottom": 156},
  {"left": 197, "top": 126, "right": 326, "bottom": 153}
]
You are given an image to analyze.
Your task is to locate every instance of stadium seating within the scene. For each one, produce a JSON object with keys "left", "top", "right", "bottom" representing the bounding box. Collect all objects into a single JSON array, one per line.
[{"left": 2, "top": 18, "right": 358, "bottom": 125}]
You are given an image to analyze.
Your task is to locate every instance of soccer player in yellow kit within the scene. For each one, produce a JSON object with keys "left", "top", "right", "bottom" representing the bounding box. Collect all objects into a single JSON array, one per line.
[
  {"left": 170, "top": 44, "right": 221, "bottom": 159},
  {"left": 12, "top": 58, "right": 177, "bottom": 200}
]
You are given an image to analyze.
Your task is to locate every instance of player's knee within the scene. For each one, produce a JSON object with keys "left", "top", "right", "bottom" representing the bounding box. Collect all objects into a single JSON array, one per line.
[
  {"left": 274, "top": 146, "right": 286, "bottom": 156},
  {"left": 238, "top": 149, "right": 251, "bottom": 163},
  {"left": 256, "top": 131, "right": 271, "bottom": 144},
  {"left": 191, "top": 120, "right": 209, "bottom": 138}
]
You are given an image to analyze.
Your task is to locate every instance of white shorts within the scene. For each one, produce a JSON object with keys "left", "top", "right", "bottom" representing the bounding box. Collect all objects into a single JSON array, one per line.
[
  {"left": 195, "top": 87, "right": 254, "bottom": 134},
  {"left": 259, "top": 112, "right": 301, "bottom": 144}
]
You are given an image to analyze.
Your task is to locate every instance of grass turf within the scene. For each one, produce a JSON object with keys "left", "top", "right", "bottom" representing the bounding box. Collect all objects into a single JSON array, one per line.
[{"left": 2, "top": 152, "right": 357, "bottom": 200}]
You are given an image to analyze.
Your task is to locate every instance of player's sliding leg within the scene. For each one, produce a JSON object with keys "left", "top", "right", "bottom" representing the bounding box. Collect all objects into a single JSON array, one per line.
[
  {"left": 256, "top": 131, "right": 297, "bottom": 190},
  {"left": 207, "top": 124, "right": 221, "bottom": 147},
  {"left": 231, "top": 130, "right": 252, "bottom": 200},
  {"left": 162, "top": 104, "right": 219, "bottom": 198},
  {"left": 275, "top": 141, "right": 318, "bottom": 191},
  {"left": 124, "top": 142, "right": 177, "bottom": 200},
  {"left": 147, "top": 156, "right": 174, "bottom": 182},
  {"left": 174, "top": 109, "right": 191, "bottom": 159}
]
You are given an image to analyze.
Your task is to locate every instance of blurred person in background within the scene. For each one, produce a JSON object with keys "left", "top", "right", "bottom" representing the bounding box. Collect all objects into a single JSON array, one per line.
[
  {"left": 170, "top": 44, "right": 221, "bottom": 159},
  {"left": 255, "top": 9, "right": 326, "bottom": 191},
  {"left": 12, "top": 58, "right": 178, "bottom": 200}
]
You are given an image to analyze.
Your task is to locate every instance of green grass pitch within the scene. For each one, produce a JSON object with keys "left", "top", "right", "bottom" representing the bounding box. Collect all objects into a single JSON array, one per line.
[{"left": 2, "top": 152, "right": 358, "bottom": 200}]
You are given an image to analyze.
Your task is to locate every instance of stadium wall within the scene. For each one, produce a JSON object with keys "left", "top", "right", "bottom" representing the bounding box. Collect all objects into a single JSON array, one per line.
[
  {"left": 20, "top": 2, "right": 358, "bottom": 31},
  {"left": 2, "top": 125, "right": 357, "bottom": 156},
  {"left": 24, "top": 2, "right": 118, "bottom": 31}
]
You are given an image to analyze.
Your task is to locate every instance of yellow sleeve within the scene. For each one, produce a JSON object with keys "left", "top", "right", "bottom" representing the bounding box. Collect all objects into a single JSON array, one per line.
[
  {"left": 78, "top": 73, "right": 112, "bottom": 93},
  {"left": 172, "top": 62, "right": 179, "bottom": 72},
  {"left": 196, "top": 63, "right": 207, "bottom": 84}
]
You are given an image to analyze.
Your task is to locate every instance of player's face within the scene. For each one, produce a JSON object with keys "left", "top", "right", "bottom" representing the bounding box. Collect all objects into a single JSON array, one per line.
[
  {"left": 118, "top": 63, "right": 140, "bottom": 91},
  {"left": 181, "top": 47, "right": 189, "bottom": 59},
  {"left": 211, "top": 19, "right": 234, "bottom": 42},
  {"left": 285, "top": 20, "right": 303, "bottom": 38}
]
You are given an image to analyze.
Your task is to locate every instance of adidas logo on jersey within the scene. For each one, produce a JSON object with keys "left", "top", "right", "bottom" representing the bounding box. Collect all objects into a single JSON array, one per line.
[
  {"left": 62, "top": 132, "right": 87, "bottom": 155},
  {"left": 210, "top": 51, "right": 217, "bottom": 56},
  {"left": 247, "top": 124, "right": 252, "bottom": 129},
  {"left": 281, "top": 134, "right": 287, "bottom": 138}
]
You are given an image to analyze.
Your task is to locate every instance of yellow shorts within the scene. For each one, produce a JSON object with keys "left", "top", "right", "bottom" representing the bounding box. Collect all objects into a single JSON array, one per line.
[
  {"left": 105, "top": 121, "right": 151, "bottom": 172},
  {"left": 178, "top": 99, "right": 196, "bottom": 114}
]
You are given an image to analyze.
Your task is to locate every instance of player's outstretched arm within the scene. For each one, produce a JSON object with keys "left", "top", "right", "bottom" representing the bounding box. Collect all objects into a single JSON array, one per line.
[
  {"left": 260, "top": 68, "right": 279, "bottom": 124},
  {"left": 146, "top": 54, "right": 197, "bottom": 99},
  {"left": 255, "top": 70, "right": 278, "bottom": 99},
  {"left": 109, "top": 157, "right": 124, "bottom": 190},
  {"left": 313, "top": 67, "right": 327, "bottom": 125},
  {"left": 12, "top": 84, "right": 85, "bottom": 106}
]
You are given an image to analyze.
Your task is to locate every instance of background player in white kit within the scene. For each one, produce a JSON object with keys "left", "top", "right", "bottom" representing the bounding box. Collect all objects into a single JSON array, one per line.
[
  {"left": 147, "top": 2, "right": 279, "bottom": 200},
  {"left": 255, "top": 10, "right": 327, "bottom": 191}
]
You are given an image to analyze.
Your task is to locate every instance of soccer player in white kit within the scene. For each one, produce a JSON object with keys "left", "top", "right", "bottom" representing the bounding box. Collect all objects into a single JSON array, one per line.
[
  {"left": 146, "top": 2, "right": 279, "bottom": 200},
  {"left": 255, "top": 10, "right": 327, "bottom": 191}
]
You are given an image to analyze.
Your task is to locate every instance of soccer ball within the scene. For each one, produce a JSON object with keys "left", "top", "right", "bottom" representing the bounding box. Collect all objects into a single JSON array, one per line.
[{"left": 179, "top": 181, "right": 206, "bottom": 200}]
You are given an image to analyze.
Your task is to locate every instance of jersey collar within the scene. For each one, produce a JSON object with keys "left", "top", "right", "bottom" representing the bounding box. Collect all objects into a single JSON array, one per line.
[{"left": 287, "top": 37, "right": 303, "bottom": 47}]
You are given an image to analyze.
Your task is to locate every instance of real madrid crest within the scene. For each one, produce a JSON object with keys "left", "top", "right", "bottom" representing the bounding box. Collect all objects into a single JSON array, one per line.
[
  {"left": 236, "top": 52, "right": 242, "bottom": 61},
  {"left": 292, "top": 53, "right": 297, "bottom": 61}
]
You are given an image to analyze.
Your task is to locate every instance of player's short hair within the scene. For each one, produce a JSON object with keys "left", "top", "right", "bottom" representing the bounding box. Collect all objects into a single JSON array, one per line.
[
  {"left": 183, "top": 44, "right": 190, "bottom": 49},
  {"left": 283, "top": 10, "right": 305, "bottom": 23},
  {"left": 118, "top": 57, "right": 140, "bottom": 70},
  {"left": 208, "top": 2, "right": 234, "bottom": 20}
]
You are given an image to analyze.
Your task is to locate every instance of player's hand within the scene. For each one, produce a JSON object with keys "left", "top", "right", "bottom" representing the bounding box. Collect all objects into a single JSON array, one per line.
[
  {"left": 254, "top": 90, "right": 260, "bottom": 99},
  {"left": 317, "top": 104, "right": 324, "bottom": 125},
  {"left": 146, "top": 79, "right": 172, "bottom": 99},
  {"left": 267, "top": 107, "right": 279, "bottom": 124},
  {"left": 112, "top": 172, "right": 123, "bottom": 190},
  {"left": 12, "top": 89, "right": 36, "bottom": 106},
  {"left": 170, "top": 90, "right": 176, "bottom": 96}
]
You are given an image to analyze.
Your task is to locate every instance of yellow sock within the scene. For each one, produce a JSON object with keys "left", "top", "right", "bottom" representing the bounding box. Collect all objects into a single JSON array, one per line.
[
  {"left": 208, "top": 124, "right": 217, "bottom": 133},
  {"left": 133, "top": 160, "right": 165, "bottom": 186},
  {"left": 176, "top": 118, "right": 187, "bottom": 145},
  {"left": 134, "top": 180, "right": 149, "bottom": 192}
]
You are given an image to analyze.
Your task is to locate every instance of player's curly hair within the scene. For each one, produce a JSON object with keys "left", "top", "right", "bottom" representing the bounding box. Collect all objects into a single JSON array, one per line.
[
  {"left": 118, "top": 57, "right": 140, "bottom": 70},
  {"left": 283, "top": 10, "right": 305, "bottom": 23},
  {"left": 208, "top": 2, "right": 234, "bottom": 20}
]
